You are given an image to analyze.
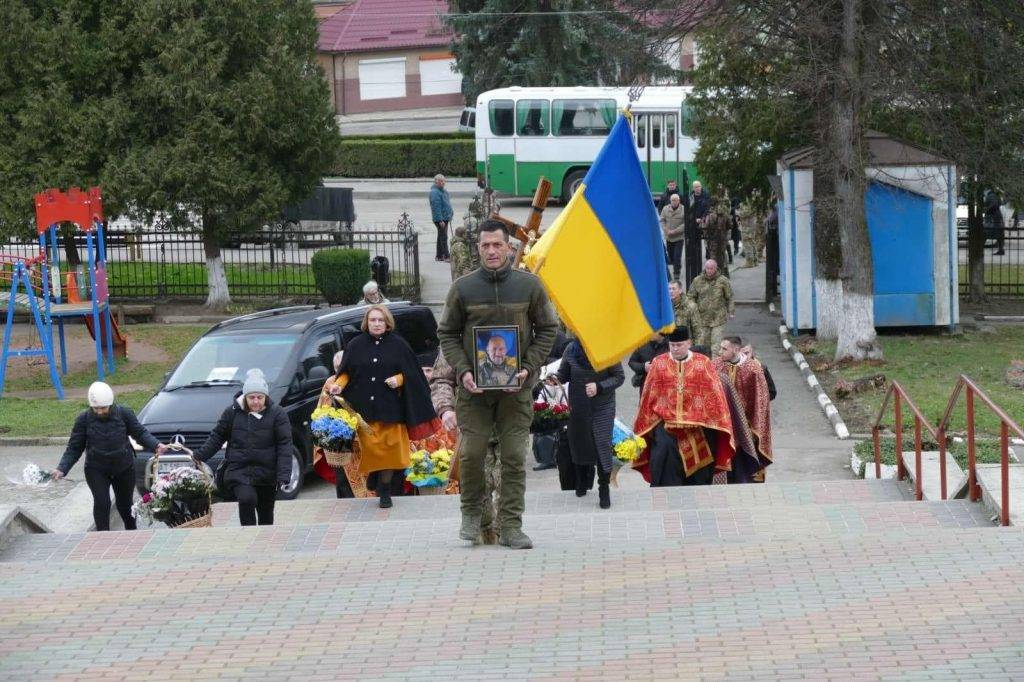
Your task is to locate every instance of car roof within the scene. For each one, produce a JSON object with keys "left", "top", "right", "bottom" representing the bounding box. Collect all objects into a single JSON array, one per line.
[{"left": 207, "top": 301, "right": 428, "bottom": 334}]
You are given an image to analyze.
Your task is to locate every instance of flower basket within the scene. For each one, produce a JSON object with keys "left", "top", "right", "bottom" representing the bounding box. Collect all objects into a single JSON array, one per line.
[
  {"left": 406, "top": 447, "right": 453, "bottom": 491},
  {"left": 311, "top": 401, "right": 360, "bottom": 467},
  {"left": 135, "top": 447, "right": 213, "bottom": 529},
  {"left": 611, "top": 419, "right": 646, "bottom": 467},
  {"left": 531, "top": 391, "right": 569, "bottom": 434}
]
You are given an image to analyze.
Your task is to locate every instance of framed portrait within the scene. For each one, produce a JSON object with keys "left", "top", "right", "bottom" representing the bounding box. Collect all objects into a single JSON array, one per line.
[{"left": 473, "top": 325, "right": 521, "bottom": 390}]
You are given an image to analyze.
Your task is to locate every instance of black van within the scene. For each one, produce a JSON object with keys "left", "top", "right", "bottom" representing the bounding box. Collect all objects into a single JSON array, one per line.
[{"left": 133, "top": 302, "right": 439, "bottom": 499}]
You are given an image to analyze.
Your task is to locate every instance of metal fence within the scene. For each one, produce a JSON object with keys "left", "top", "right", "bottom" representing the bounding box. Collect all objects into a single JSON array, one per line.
[
  {"left": 957, "top": 218, "right": 1023, "bottom": 298},
  {"left": 5, "top": 218, "right": 421, "bottom": 302}
]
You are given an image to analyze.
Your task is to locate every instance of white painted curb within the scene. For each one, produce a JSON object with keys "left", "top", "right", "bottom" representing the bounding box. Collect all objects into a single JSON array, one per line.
[{"left": 778, "top": 325, "right": 851, "bottom": 440}]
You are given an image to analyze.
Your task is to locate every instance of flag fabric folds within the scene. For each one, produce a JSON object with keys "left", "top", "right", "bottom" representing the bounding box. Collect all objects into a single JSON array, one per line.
[{"left": 523, "top": 114, "right": 674, "bottom": 370}]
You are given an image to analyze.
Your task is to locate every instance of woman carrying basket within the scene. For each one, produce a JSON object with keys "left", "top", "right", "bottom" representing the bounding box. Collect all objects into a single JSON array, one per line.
[
  {"left": 194, "top": 369, "right": 293, "bottom": 526},
  {"left": 329, "top": 305, "right": 440, "bottom": 508},
  {"left": 556, "top": 338, "right": 624, "bottom": 509}
]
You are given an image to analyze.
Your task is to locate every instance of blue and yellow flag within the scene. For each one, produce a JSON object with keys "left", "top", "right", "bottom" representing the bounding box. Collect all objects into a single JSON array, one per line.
[{"left": 523, "top": 114, "right": 674, "bottom": 370}]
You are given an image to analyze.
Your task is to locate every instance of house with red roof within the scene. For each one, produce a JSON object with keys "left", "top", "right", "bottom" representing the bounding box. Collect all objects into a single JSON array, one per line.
[{"left": 316, "top": 0, "right": 464, "bottom": 115}]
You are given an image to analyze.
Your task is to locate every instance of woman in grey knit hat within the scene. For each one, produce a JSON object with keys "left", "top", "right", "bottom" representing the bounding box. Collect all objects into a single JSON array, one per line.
[{"left": 194, "top": 369, "right": 294, "bottom": 526}]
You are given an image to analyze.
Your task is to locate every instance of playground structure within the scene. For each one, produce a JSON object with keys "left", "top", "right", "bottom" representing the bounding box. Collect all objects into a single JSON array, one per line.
[{"left": 0, "top": 187, "right": 127, "bottom": 399}]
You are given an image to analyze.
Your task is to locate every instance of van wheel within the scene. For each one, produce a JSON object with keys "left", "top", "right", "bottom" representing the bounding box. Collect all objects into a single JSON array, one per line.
[
  {"left": 276, "top": 448, "right": 304, "bottom": 500},
  {"left": 561, "top": 170, "right": 587, "bottom": 204}
]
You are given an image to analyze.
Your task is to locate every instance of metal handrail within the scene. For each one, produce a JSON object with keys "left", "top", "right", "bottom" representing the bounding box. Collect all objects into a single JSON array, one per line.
[
  {"left": 870, "top": 380, "right": 941, "bottom": 502},
  {"left": 934, "top": 375, "right": 1024, "bottom": 526}
]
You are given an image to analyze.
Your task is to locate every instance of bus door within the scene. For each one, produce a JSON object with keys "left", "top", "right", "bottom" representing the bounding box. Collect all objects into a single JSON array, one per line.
[{"left": 633, "top": 112, "right": 680, "bottom": 192}]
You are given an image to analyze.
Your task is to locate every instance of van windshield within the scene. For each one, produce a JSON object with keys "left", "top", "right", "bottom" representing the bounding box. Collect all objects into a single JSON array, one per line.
[{"left": 165, "top": 332, "right": 299, "bottom": 390}]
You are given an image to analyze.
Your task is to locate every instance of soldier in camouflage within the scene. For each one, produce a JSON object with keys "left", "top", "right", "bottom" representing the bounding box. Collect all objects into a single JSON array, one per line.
[
  {"left": 669, "top": 279, "right": 702, "bottom": 332},
  {"left": 687, "top": 259, "right": 735, "bottom": 356},
  {"left": 449, "top": 226, "right": 473, "bottom": 280},
  {"left": 702, "top": 195, "right": 732, "bottom": 279},
  {"left": 738, "top": 189, "right": 766, "bottom": 267}
]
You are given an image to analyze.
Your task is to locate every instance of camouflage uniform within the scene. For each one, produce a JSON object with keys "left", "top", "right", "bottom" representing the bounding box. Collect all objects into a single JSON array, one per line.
[
  {"left": 478, "top": 358, "right": 519, "bottom": 388},
  {"left": 702, "top": 203, "right": 732, "bottom": 279},
  {"left": 429, "top": 352, "right": 500, "bottom": 544},
  {"left": 738, "top": 191, "right": 766, "bottom": 267},
  {"left": 687, "top": 272, "right": 734, "bottom": 355},
  {"left": 449, "top": 233, "right": 473, "bottom": 280},
  {"left": 673, "top": 295, "right": 702, "bottom": 334}
]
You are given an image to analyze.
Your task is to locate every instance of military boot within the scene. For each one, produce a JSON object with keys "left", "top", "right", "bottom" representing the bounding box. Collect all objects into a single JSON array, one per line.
[
  {"left": 498, "top": 528, "right": 533, "bottom": 550},
  {"left": 459, "top": 514, "right": 482, "bottom": 545}
]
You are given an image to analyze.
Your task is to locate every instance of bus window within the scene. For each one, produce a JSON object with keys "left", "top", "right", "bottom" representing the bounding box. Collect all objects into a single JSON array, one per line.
[
  {"left": 489, "top": 100, "right": 514, "bottom": 136},
  {"left": 636, "top": 115, "right": 646, "bottom": 149},
  {"left": 651, "top": 116, "right": 662, "bottom": 149},
  {"left": 680, "top": 102, "right": 694, "bottom": 137},
  {"left": 516, "top": 99, "right": 549, "bottom": 136},
  {"left": 552, "top": 99, "right": 616, "bottom": 136},
  {"left": 666, "top": 115, "right": 676, "bottom": 148}
]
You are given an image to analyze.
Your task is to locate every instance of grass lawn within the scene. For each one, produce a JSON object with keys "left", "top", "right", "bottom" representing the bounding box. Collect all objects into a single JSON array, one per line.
[
  {"left": 958, "top": 263, "right": 1024, "bottom": 295},
  {"left": 800, "top": 327, "right": 1024, "bottom": 437},
  {"left": 104, "top": 262, "right": 418, "bottom": 300},
  {"left": 851, "top": 436, "right": 1007, "bottom": 478},
  {"left": 0, "top": 324, "right": 207, "bottom": 437}
]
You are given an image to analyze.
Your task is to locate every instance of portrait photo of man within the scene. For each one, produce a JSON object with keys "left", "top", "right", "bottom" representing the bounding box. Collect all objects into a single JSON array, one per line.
[{"left": 474, "top": 327, "right": 521, "bottom": 389}]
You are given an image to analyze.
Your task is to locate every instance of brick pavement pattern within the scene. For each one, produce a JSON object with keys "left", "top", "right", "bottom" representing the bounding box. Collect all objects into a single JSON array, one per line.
[{"left": 2, "top": 479, "right": 1024, "bottom": 680}]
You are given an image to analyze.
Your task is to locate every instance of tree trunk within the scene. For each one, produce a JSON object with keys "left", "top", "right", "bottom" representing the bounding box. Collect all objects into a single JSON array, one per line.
[
  {"left": 966, "top": 180, "right": 986, "bottom": 303},
  {"left": 202, "top": 213, "right": 230, "bottom": 311},
  {"left": 833, "top": 0, "right": 881, "bottom": 361},
  {"left": 812, "top": 161, "right": 843, "bottom": 339}
]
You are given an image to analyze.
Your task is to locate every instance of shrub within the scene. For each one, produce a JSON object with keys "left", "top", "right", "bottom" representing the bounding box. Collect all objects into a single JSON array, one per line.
[
  {"left": 333, "top": 139, "right": 475, "bottom": 178},
  {"left": 340, "top": 132, "right": 473, "bottom": 141},
  {"left": 310, "top": 248, "right": 369, "bottom": 304}
]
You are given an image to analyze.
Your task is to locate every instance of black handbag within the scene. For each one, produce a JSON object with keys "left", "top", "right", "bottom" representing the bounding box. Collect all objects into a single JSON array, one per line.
[{"left": 532, "top": 430, "right": 559, "bottom": 466}]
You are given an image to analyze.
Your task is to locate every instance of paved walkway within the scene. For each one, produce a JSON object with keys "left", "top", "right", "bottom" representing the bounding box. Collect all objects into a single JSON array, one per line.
[{"left": 3, "top": 479, "right": 1023, "bottom": 680}]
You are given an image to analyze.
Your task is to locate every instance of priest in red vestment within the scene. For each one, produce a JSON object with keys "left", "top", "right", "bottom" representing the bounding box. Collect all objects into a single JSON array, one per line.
[
  {"left": 632, "top": 326, "right": 734, "bottom": 486},
  {"left": 714, "top": 336, "right": 773, "bottom": 482}
]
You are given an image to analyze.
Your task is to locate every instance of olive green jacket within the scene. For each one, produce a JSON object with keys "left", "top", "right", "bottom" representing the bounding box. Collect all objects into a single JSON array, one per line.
[{"left": 438, "top": 259, "right": 558, "bottom": 391}]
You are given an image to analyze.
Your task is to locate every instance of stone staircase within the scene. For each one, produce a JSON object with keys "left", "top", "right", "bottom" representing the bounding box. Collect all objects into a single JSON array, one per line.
[{"left": 2, "top": 478, "right": 1024, "bottom": 679}]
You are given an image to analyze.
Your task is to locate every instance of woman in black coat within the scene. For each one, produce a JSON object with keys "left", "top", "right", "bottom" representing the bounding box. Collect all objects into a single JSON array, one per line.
[
  {"left": 556, "top": 339, "right": 624, "bottom": 509},
  {"left": 195, "top": 369, "right": 293, "bottom": 526}
]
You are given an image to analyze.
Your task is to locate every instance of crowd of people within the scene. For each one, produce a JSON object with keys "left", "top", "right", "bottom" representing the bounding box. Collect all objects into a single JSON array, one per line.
[{"left": 53, "top": 189, "right": 778, "bottom": 546}]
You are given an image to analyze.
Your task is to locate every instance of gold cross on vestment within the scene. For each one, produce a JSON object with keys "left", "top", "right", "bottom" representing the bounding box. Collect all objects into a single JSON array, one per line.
[{"left": 489, "top": 178, "right": 552, "bottom": 270}]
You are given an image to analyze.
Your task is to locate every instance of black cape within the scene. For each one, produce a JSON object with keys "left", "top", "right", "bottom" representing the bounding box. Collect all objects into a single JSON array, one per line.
[{"left": 338, "top": 331, "right": 439, "bottom": 439}]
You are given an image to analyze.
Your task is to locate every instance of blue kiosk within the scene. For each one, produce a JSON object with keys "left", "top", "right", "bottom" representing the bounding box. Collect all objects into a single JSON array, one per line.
[{"left": 776, "top": 132, "right": 959, "bottom": 332}]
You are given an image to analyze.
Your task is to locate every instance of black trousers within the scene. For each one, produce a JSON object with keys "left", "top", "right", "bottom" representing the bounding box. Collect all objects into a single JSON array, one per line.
[
  {"left": 666, "top": 240, "right": 683, "bottom": 279},
  {"left": 85, "top": 466, "right": 137, "bottom": 531},
  {"left": 434, "top": 221, "right": 450, "bottom": 259},
  {"left": 648, "top": 424, "right": 715, "bottom": 487},
  {"left": 234, "top": 483, "right": 276, "bottom": 526},
  {"left": 684, "top": 236, "right": 702, "bottom": 286}
]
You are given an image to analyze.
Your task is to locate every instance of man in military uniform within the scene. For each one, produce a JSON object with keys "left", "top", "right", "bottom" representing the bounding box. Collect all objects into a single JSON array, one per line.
[
  {"left": 449, "top": 226, "right": 473, "bottom": 279},
  {"left": 669, "top": 280, "right": 701, "bottom": 331},
  {"left": 687, "top": 259, "right": 734, "bottom": 356},
  {"left": 438, "top": 219, "right": 558, "bottom": 550},
  {"left": 738, "top": 189, "right": 766, "bottom": 267},
  {"left": 702, "top": 196, "right": 732, "bottom": 278},
  {"left": 478, "top": 335, "right": 519, "bottom": 387}
]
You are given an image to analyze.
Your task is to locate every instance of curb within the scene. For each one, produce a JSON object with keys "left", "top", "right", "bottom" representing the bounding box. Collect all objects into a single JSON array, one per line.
[
  {"left": 778, "top": 324, "right": 850, "bottom": 440},
  {"left": 0, "top": 436, "right": 67, "bottom": 447}
]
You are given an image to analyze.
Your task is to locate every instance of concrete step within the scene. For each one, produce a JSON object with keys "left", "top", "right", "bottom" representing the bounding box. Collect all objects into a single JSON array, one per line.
[
  {"left": 1, "top": 498, "right": 994, "bottom": 564},
  {"left": 976, "top": 462, "right": 1024, "bottom": 526},
  {"left": 211, "top": 478, "right": 917, "bottom": 527}
]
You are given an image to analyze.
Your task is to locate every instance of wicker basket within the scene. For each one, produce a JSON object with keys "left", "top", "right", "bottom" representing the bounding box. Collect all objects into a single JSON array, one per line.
[
  {"left": 150, "top": 445, "right": 213, "bottom": 529},
  {"left": 324, "top": 449, "right": 353, "bottom": 468},
  {"left": 416, "top": 484, "right": 446, "bottom": 495}
]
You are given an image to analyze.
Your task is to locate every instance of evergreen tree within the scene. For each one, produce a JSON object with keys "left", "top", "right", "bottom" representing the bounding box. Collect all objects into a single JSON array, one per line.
[{"left": 446, "top": 1, "right": 677, "bottom": 104}]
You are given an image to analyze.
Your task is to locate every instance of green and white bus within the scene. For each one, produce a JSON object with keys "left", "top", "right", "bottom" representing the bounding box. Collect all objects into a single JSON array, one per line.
[{"left": 474, "top": 86, "right": 698, "bottom": 201}]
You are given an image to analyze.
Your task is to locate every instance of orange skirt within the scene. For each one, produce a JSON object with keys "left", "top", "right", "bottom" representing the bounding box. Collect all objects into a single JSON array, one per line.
[{"left": 358, "top": 421, "right": 411, "bottom": 475}]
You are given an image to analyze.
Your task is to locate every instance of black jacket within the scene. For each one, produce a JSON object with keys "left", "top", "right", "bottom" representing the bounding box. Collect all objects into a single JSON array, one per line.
[
  {"left": 628, "top": 339, "right": 669, "bottom": 388},
  {"left": 557, "top": 345, "right": 624, "bottom": 471},
  {"left": 58, "top": 405, "right": 159, "bottom": 475},
  {"left": 338, "top": 330, "right": 437, "bottom": 430},
  {"left": 195, "top": 395, "right": 293, "bottom": 488}
]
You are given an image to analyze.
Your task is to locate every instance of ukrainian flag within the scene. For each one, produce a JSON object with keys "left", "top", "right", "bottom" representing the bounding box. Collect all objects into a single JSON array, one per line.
[{"left": 523, "top": 114, "right": 674, "bottom": 370}]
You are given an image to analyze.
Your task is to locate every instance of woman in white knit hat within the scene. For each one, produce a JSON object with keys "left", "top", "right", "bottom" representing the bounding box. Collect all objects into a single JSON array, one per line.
[{"left": 194, "top": 369, "right": 294, "bottom": 526}]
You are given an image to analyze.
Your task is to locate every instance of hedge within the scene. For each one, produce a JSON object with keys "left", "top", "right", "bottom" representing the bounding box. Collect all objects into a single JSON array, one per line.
[
  {"left": 310, "top": 248, "right": 370, "bottom": 304},
  {"left": 333, "top": 139, "right": 475, "bottom": 178},
  {"left": 340, "top": 131, "right": 473, "bottom": 141}
]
